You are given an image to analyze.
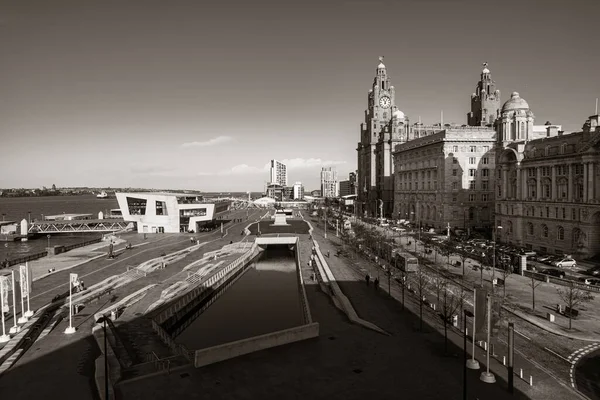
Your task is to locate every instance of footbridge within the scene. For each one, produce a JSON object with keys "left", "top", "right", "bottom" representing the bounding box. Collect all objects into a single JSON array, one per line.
[{"left": 28, "top": 219, "right": 133, "bottom": 234}]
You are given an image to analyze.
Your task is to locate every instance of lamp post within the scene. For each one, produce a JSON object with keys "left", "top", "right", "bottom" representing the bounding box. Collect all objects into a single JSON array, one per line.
[
  {"left": 492, "top": 226, "right": 502, "bottom": 287},
  {"left": 97, "top": 316, "right": 109, "bottom": 400}
]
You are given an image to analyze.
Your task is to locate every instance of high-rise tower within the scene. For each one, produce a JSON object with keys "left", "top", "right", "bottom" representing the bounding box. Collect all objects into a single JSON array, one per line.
[{"left": 468, "top": 62, "right": 501, "bottom": 126}]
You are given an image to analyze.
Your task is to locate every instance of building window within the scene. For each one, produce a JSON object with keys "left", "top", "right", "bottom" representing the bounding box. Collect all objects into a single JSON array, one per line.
[
  {"left": 572, "top": 208, "right": 577, "bottom": 220},
  {"left": 452, "top": 196, "right": 457, "bottom": 202},
  {"left": 543, "top": 182, "right": 550, "bottom": 198},
  {"left": 453, "top": 146, "right": 458, "bottom": 153},
  {"left": 482, "top": 181, "right": 489, "bottom": 190},
  {"left": 482, "top": 193, "right": 489, "bottom": 201},
  {"left": 483, "top": 146, "right": 490, "bottom": 152},
  {"left": 482, "top": 157, "right": 489, "bottom": 165},
  {"left": 546, "top": 207, "right": 550, "bottom": 218},
  {"left": 469, "top": 194, "right": 476, "bottom": 201},
  {"left": 542, "top": 224, "right": 549, "bottom": 238},
  {"left": 527, "top": 222, "right": 534, "bottom": 235},
  {"left": 470, "top": 146, "right": 476, "bottom": 152},
  {"left": 528, "top": 182, "right": 536, "bottom": 198},
  {"left": 481, "top": 168, "right": 489, "bottom": 178},
  {"left": 558, "top": 180, "right": 567, "bottom": 198},
  {"left": 469, "top": 181, "right": 476, "bottom": 190},
  {"left": 452, "top": 182, "right": 458, "bottom": 190},
  {"left": 557, "top": 226, "right": 565, "bottom": 240},
  {"left": 453, "top": 169, "right": 458, "bottom": 176},
  {"left": 453, "top": 158, "right": 458, "bottom": 164},
  {"left": 469, "top": 169, "right": 476, "bottom": 177},
  {"left": 498, "top": 186, "right": 502, "bottom": 197},
  {"left": 469, "top": 157, "right": 476, "bottom": 164}
]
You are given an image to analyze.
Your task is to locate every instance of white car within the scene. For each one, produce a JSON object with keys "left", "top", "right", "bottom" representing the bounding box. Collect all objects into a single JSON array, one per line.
[{"left": 554, "top": 258, "right": 576, "bottom": 268}]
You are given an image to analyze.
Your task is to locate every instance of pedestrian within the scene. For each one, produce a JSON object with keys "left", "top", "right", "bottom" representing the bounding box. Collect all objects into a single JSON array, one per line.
[
  {"left": 374, "top": 278, "right": 379, "bottom": 289},
  {"left": 327, "top": 250, "right": 330, "bottom": 258},
  {"left": 365, "top": 274, "right": 370, "bottom": 286}
]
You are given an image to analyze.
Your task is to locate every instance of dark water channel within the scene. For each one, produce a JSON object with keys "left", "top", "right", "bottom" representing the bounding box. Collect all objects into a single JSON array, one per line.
[{"left": 176, "top": 246, "right": 303, "bottom": 350}]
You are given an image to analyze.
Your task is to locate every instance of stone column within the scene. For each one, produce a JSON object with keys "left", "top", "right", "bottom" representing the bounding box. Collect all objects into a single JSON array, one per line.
[
  {"left": 502, "top": 166, "right": 508, "bottom": 199},
  {"left": 588, "top": 162, "right": 595, "bottom": 201},
  {"left": 536, "top": 167, "right": 542, "bottom": 200},
  {"left": 583, "top": 162, "right": 588, "bottom": 202},
  {"left": 516, "top": 166, "right": 522, "bottom": 200},
  {"left": 551, "top": 165, "right": 557, "bottom": 200},
  {"left": 568, "top": 163, "right": 574, "bottom": 202}
]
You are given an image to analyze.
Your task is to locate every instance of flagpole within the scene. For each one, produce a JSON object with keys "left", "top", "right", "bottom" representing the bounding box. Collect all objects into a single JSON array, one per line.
[
  {"left": 17, "top": 267, "right": 28, "bottom": 324},
  {"left": 24, "top": 263, "right": 33, "bottom": 318},
  {"left": 466, "top": 288, "right": 479, "bottom": 369},
  {"left": 480, "top": 293, "right": 496, "bottom": 383},
  {"left": 9, "top": 271, "right": 19, "bottom": 334},
  {"left": 0, "top": 278, "right": 9, "bottom": 343},
  {"left": 65, "top": 274, "right": 76, "bottom": 334}
]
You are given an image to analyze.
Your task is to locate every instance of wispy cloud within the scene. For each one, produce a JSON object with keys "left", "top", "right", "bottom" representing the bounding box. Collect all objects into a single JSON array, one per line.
[
  {"left": 196, "top": 158, "right": 347, "bottom": 177},
  {"left": 278, "top": 158, "right": 347, "bottom": 169},
  {"left": 181, "top": 135, "right": 234, "bottom": 148},
  {"left": 130, "top": 165, "right": 177, "bottom": 175}
]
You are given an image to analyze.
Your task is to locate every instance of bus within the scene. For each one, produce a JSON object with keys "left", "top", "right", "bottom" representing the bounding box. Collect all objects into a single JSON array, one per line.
[{"left": 393, "top": 251, "right": 419, "bottom": 273}]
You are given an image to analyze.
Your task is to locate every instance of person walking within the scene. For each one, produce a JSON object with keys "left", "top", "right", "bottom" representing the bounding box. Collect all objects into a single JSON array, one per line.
[{"left": 365, "top": 274, "right": 370, "bottom": 286}]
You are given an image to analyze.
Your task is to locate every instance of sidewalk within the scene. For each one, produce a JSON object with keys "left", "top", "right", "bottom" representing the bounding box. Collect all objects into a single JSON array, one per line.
[
  {"left": 0, "top": 209, "right": 265, "bottom": 400},
  {"left": 311, "top": 225, "right": 581, "bottom": 400}
]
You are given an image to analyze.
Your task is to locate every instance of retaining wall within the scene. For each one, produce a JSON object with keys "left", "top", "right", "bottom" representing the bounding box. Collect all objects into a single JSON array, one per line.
[
  {"left": 194, "top": 322, "right": 319, "bottom": 368},
  {"left": 295, "top": 241, "right": 313, "bottom": 325}
]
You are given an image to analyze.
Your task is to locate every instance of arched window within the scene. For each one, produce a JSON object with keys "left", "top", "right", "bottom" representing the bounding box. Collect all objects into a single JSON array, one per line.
[
  {"left": 545, "top": 146, "right": 550, "bottom": 156},
  {"left": 542, "top": 224, "right": 549, "bottom": 238},
  {"left": 527, "top": 222, "right": 534, "bottom": 236},
  {"left": 520, "top": 122, "right": 525, "bottom": 138},
  {"left": 557, "top": 226, "right": 565, "bottom": 241},
  {"left": 561, "top": 143, "right": 567, "bottom": 154},
  {"left": 507, "top": 221, "right": 513, "bottom": 234}
]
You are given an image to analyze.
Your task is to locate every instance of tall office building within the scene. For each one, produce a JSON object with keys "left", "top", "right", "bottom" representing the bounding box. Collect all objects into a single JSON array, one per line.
[
  {"left": 269, "top": 160, "right": 288, "bottom": 186},
  {"left": 293, "top": 182, "right": 304, "bottom": 200},
  {"left": 321, "top": 167, "right": 339, "bottom": 198},
  {"left": 340, "top": 172, "right": 357, "bottom": 196}
]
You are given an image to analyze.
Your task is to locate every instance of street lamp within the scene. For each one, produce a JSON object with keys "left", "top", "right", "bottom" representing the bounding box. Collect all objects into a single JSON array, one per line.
[
  {"left": 47, "top": 234, "right": 51, "bottom": 250},
  {"left": 492, "top": 226, "right": 503, "bottom": 286}
]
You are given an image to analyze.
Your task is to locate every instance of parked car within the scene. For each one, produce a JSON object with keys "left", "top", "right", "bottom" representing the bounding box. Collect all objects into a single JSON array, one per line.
[
  {"left": 579, "top": 277, "right": 594, "bottom": 285},
  {"left": 554, "top": 258, "right": 577, "bottom": 268},
  {"left": 540, "top": 268, "right": 566, "bottom": 279},
  {"left": 589, "top": 267, "right": 600, "bottom": 276}
]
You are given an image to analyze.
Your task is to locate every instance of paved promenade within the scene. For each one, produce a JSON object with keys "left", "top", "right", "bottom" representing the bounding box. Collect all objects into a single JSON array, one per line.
[
  {"left": 0, "top": 209, "right": 263, "bottom": 400},
  {"left": 116, "top": 230, "right": 537, "bottom": 400}
]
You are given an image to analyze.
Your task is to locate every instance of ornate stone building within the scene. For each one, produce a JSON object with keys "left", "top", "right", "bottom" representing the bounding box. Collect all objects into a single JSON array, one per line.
[
  {"left": 393, "top": 127, "right": 497, "bottom": 232},
  {"left": 357, "top": 58, "right": 444, "bottom": 218},
  {"left": 495, "top": 96, "right": 600, "bottom": 259},
  {"left": 391, "top": 64, "right": 499, "bottom": 232}
]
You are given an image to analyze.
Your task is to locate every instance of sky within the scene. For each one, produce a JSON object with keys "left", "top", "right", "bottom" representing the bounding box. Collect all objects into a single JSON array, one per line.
[{"left": 1, "top": 0, "right": 599, "bottom": 192}]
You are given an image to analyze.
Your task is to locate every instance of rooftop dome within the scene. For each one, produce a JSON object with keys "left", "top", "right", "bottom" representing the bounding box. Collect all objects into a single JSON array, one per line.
[
  {"left": 378, "top": 62, "right": 386, "bottom": 69},
  {"left": 502, "top": 92, "right": 530, "bottom": 113},
  {"left": 482, "top": 67, "right": 490, "bottom": 73},
  {"left": 393, "top": 109, "right": 405, "bottom": 119}
]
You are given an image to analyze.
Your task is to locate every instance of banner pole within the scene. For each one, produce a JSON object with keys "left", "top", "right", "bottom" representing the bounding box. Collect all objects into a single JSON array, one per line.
[
  {"left": 0, "top": 279, "right": 9, "bottom": 342},
  {"left": 9, "top": 271, "right": 19, "bottom": 334},
  {"left": 65, "top": 275, "right": 76, "bottom": 334},
  {"left": 25, "top": 264, "right": 33, "bottom": 317},
  {"left": 17, "top": 268, "right": 27, "bottom": 323},
  {"left": 466, "top": 288, "right": 479, "bottom": 369}
]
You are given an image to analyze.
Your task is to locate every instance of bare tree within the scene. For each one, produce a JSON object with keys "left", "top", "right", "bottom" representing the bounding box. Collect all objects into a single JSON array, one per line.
[
  {"left": 456, "top": 250, "right": 469, "bottom": 279},
  {"left": 557, "top": 283, "right": 594, "bottom": 330},
  {"left": 432, "top": 272, "right": 446, "bottom": 305},
  {"left": 498, "top": 261, "right": 512, "bottom": 297},
  {"left": 527, "top": 274, "right": 544, "bottom": 311},
  {"left": 413, "top": 266, "right": 431, "bottom": 332},
  {"left": 438, "top": 280, "right": 462, "bottom": 354}
]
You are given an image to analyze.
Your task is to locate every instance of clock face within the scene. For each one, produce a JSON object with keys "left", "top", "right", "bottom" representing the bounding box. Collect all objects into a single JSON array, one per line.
[{"left": 379, "top": 96, "right": 391, "bottom": 109}]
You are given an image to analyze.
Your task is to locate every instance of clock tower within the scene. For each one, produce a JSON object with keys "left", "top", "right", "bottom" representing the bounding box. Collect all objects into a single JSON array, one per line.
[{"left": 357, "top": 57, "right": 407, "bottom": 219}]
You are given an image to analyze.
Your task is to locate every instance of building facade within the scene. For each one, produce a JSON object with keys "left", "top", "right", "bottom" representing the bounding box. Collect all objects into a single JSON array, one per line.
[
  {"left": 495, "top": 96, "right": 600, "bottom": 259},
  {"left": 293, "top": 182, "right": 304, "bottom": 200},
  {"left": 115, "top": 192, "right": 230, "bottom": 233},
  {"left": 391, "top": 64, "right": 499, "bottom": 232},
  {"left": 320, "top": 167, "right": 339, "bottom": 198},
  {"left": 393, "top": 127, "right": 497, "bottom": 232},
  {"left": 269, "top": 159, "right": 288, "bottom": 186}
]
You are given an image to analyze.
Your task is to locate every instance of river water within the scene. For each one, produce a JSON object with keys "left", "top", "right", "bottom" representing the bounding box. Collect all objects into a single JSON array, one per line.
[
  {"left": 0, "top": 195, "right": 119, "bottom": 260},
  {"left": 176, "top": 246, "right": 303, "bottom": 350}
]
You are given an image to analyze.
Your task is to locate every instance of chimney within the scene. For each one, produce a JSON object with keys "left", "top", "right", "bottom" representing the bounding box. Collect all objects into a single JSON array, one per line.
[{"left": 546, "top": 125, "right": 559, "bottom": 137}]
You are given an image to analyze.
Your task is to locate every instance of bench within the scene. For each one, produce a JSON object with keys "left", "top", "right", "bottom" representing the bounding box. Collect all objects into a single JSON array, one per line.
[{"left": 564, "top": 307, "right": 579, "bottom": 318}]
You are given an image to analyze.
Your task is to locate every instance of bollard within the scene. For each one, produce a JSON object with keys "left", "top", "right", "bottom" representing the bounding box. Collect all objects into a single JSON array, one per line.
[
  {"left": 520, "top": 369, "right": 523, "bottom": 379},
  {"left": 529, "top": 376, "right": 533, "bottom": 386},
  {"left": 465, "top": 327, "right": 469, "bottom": 336},
  {"left": 503, "top": 356, "right": 506, "bottom": 365},
  {"left": 491, "top": 343, "right": 496, "bottom": 356},
  {"left": 484, "top": 341, "right": 487, "bottom": 351}
]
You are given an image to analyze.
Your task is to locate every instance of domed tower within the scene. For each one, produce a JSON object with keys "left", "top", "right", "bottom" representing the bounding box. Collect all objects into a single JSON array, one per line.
[
  {"left": 497, "top": 91, "right": 535, "bottom": 146},
  {"left": 468, "top": 62, "right": 501, "bottom": 126}
]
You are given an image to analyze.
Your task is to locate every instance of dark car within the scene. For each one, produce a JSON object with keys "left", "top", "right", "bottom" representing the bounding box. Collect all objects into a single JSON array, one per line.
[{"left": 540, "top": 268, "right": 565, "bottom": 279}]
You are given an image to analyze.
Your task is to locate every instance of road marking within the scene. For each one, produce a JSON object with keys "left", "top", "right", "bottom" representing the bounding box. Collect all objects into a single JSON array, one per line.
[
  {"left": 544, "top": 347, "right": 570, "bottom": 362},
  {"left": 515, "top": 330, "right": 531, "bottom": 341}
]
